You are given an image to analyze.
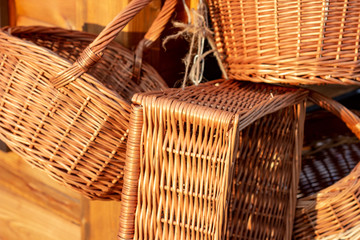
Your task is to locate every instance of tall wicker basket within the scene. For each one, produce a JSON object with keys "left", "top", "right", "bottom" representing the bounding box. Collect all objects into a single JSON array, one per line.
[
  {"left": 118, "top": 79, "right": 309, "bottom": 239},
  {"left": 207, "top": 0, "right": 360, "bottom": 85},
  {"left": 294, "top": 96, "right": 360, "bottom": 239},
  {"left": 0, "top": 0, "right": 176, "bottom": 200}
]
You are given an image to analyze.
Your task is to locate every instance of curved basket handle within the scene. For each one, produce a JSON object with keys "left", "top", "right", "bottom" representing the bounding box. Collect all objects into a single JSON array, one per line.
[
  {"left": 133, "top": 0, "right": 177, "bottom": 82},
  {"left": 52, "top": 0, "right": 177, "bottom": 88},
  {"left": 309, "top": 90, "right": 360, "bottom": 139}
]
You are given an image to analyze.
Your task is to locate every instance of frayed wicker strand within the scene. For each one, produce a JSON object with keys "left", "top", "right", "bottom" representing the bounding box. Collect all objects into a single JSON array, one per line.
[{"left": 163, "top": 0, "right": 227, "bottom": 87}]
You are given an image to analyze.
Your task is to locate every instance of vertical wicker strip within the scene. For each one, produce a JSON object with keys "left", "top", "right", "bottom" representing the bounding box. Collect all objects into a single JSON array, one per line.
[{"left": 118, "top": 105, "right": 143, "bottom": 240}]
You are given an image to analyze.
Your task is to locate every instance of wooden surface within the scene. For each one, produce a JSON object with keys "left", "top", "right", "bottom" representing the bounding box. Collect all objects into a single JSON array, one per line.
[
  {"left": 84, "top": 201, "right": 122, "bottom": 240},
  {"left": 0, "top": 151, "right": 121, "bottom": 240},
  {"left": 0, "top": 0, "right": 9, "bottom": 26},
  {"left": 11, "top": 0, "right": 161, "bottom": 48},
  {"left": 14, "top": 0, "right": 76, "bottom": 27}
]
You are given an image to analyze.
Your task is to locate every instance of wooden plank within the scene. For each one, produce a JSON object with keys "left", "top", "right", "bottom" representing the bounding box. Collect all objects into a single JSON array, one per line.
[
  {"left": 11, "top": 0, "right": 164, "bottom": 68},
  {"left": 14, "top": 0, "right": 76, "bottom": 29},
  {"left": 16, "top": 15, "right": 58, "bottom": 27},
  {"left": 8, "top": 0, "right": 16, "bottom": 26},
  {"left": 0, "top": 188, "right": 81, "bottom": 240},
  {"left": 82, "top": 200, "right": 122, "bottom": 240},
  {"left": 0, "top": 151, "right": 82, "bottom": 224},
  {"left": 0, "top": 151, "right": 123, "bottom": 240},
  {"left": 0, "top": 0, "right": 9, "bottom": 27},
  {"left": 83, "top": 0, "right": 162, "bottom": 48},
  {"left": 75, "top": 0, "right": 87, "bottom": 31}
]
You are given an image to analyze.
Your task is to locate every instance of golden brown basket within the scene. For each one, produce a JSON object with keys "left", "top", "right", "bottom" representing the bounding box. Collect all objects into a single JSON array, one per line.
[
  {"left": 0, "top": 0, "right": 176, "bottom": 200},
  {"left": 207, "top": 0, "right": 360, "bottom": 85},
  {"left": 119, "top": 79, "right": 309, "bottom": 239},
  {"left": 293, "top": 97, "right": 360, "bottom": 239}
]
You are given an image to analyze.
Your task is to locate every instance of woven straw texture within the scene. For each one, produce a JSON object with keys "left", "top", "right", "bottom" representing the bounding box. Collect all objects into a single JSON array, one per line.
[
  {"left": 299, "top": 110, "right": 359, "bottom": 198},
  {"left": 294, "top": 108, "right": 360, "bottom": 239},
  {"left": 0, "top": 0, "right": 176, "bottom": 200},
  {"left": 118, "top": 79, "right": 308, "bottom": 239},
  {"left": 207, "top": 0, "right": 360, "bottom": 85}
]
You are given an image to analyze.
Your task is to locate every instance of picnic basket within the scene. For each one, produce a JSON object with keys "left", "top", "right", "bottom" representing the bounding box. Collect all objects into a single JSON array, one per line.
[
  {"left": 294, "top": 94, "right": 360, "bottom": 239},
  {"left": 207, "top": 0, "right": 360, "bottom": 85},
  {"left": 0, "top": 0, "right": 176, "bottom": 200}
]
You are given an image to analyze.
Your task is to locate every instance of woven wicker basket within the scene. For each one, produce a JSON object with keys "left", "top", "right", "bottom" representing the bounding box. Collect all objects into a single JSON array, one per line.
[
  {"left": 0, "top": 0, "right": 176, "bottom": 200},
  {"left": 207, "top": 0, "right": 360, "bottom": 85},
  {"left": 294, "top": 102, "right": 360, "bottom": 239},
  {"left": 119, "top": 79, "right": 309, "bottom": 239},
  {"left": 118, "top": 80, "right": 360, "bottom": 239}
]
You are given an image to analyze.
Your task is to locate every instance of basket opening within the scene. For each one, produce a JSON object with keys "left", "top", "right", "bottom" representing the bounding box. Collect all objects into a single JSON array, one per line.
[
  {"left": 299, "top": 110, "right": 360, "bottom": 198},
  {"left": 8, "top": 27, "right": 167, "bottom": 103}
]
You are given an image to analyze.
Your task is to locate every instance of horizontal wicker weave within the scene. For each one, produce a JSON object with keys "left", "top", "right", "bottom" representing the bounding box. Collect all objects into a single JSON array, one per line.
[
  {"left": 0, "top": 0, "right": 176, "bottom": 200},
  {"left": 207, "top": 0, "right": 360, "bottom": 85},
  {"left": 118, "top": 79, "right": 309, "bottom": 239},
  {"left": 293, "top": 101, "right": 360, "bottom": 239}
]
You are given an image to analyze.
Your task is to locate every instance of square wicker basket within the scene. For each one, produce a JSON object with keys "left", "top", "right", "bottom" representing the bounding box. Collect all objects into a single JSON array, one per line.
[{"left": 118, "top": 79, "right": 308, "bottom": 240}]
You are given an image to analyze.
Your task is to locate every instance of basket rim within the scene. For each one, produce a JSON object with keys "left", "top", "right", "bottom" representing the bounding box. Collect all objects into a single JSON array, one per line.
[
  {"left": 133, "top": 79, "right": 309, "bottom": 130},
  {"left": 0, "top": 26, "right": 166, "bottom": 113}
]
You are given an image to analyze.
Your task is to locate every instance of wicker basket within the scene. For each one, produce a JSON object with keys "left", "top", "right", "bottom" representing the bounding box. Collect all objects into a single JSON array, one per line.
[
  {"left": 0, "top": 0, "right": 176, "bottom": 200},
  {"left": 207, "top": 0, "right": 360, "bottom": 85},
  {"left": 118, "top": 79, "right": 309, "bottom": 239},
  {"left": 294, "top": 102, "right": 360, "bottom": 239}
]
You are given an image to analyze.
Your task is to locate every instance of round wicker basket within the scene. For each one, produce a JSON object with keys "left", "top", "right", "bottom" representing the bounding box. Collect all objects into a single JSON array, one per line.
[
  {"left": 207, "top": 0, "right": 360, "bottom": 85},
  {"left": 294, "top": 104, "right": 360, "bottom": 239},
  {"left": 0, "top": 0, "right": 176, "bottom": 200}
]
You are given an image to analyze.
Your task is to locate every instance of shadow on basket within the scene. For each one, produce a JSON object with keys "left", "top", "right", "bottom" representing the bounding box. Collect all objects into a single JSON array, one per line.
[{"left": 294, "top": 107, "right": 360, "bottom": 239}]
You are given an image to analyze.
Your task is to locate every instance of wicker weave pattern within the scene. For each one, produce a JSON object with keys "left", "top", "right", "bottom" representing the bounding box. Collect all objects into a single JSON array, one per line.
[
  {"left": 0, "top": 0, "right": 176, "bottom": 200},
  {"left": 7, "top": 27, "right": 165, "bottom": 101},
  {"left": 0, "top": 28, "right": 165, "bottom": 200},
  {"left": 228, "top": 108, "right": 301, "bottom": 239},
  {"left": 207, "top": 0, "right": 360, "bottom": 85},
  {"left": 294, "top": 110, "right": 360, "bottom": 239},
  {"left": 299, "top": 137, "right": 359, "bottom": 198},
  {"left": 122, "top": 80, "right": 308, "bottom": 239}
]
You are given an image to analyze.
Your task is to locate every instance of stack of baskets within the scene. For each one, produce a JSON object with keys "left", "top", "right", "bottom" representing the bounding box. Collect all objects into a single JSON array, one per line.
[
  {"left": 205, "top": 0, "right": 360, "bottom": 238},
  {"left": 2, "top": 0, "right": 360, "bottom": 239}
]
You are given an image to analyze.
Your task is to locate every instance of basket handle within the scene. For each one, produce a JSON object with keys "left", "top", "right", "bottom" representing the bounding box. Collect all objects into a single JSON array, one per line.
[
  {"left": 309, "top": 90, "right": 360, "bottom": 139},
  {"left": 132, "top": 0, "right": 177, "bottom": 82},
  {"left": 51, "top": 0, "right": 177, "bottom": 88}
]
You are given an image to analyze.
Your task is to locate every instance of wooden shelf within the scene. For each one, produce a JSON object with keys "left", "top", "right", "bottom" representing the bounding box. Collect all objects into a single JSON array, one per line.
[{"left": 0, "top": 151, "right": 121, "bottom": 240}]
